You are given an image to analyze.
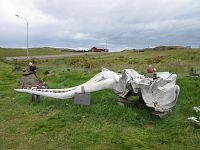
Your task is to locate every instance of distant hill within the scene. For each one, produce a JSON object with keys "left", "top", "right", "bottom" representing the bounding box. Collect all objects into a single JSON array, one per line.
[
  {"left": 147, "top": 46, "right": 189, "bottom": 51},
  {"left": 122, "top": 46, "right": 191, "bottom": 52},
  {"left": 0, "top": 47, "right": 77, "bottom": 57}
]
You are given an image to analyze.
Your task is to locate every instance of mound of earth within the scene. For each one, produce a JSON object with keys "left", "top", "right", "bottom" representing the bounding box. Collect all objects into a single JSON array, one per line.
[{"left": 18, "top": 74, "right": 46, "bottom": 89}]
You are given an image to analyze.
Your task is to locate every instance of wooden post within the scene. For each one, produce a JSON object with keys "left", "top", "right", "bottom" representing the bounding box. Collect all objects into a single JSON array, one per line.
[{"left": 32, "top": 94, "right": 40, "bottom": 102}]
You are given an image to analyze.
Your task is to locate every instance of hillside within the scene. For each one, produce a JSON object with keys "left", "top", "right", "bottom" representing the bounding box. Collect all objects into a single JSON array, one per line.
[
  {"left": 0, "top": 47, "right": 76, "bottom": 57},
  {"left": 0, "top": 48, "right": 200, "bottom": 149}
]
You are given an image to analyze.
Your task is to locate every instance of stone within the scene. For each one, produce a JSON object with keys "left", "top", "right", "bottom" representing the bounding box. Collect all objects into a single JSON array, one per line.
[{"left": 18, "top": 74, "right": 47, "bottom": 89}]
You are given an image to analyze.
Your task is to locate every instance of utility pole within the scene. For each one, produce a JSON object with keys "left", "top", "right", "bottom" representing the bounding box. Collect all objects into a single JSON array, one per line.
[{"left": 15, "top": 14, "right": 29, "bottom": 58}]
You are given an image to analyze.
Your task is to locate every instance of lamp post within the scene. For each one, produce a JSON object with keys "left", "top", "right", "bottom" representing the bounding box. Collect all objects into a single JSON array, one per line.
[{"left": 15, "top": 14, "right": 29, "bottom": 58}]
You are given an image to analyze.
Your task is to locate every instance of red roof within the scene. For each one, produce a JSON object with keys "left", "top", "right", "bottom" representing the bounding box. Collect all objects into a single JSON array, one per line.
[{"left": 91, "top": 47, "right": 109, "bottom": 52}]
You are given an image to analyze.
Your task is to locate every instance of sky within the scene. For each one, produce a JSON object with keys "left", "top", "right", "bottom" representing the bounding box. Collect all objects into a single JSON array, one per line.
[{"left": 0, "top": 0, "right": 200, "bottom": 51}]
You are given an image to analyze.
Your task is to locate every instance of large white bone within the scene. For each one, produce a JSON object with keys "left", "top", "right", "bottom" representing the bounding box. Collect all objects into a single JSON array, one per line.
[
  {"left": 15, "top": 68, "right": 120, "bottom": 99},
  {"left": 14, "top": 68, "right": 180, "bottom": 112}
]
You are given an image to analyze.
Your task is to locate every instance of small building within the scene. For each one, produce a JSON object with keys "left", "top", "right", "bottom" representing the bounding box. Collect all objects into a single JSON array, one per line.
[{"left": 90, "top": 47, "right": 109, "bottom": 52}]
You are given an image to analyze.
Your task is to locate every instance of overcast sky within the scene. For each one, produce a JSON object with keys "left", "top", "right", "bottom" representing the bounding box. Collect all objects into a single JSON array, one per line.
[{"left": 0, "top": 0, "right": 200, "bottom": 51}]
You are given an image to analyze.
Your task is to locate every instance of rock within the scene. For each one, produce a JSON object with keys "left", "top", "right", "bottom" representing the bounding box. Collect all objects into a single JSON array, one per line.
[
  {"left": 83, "top": 67, "right": 89, "bottom": 74},
  {"left": 18, "top": 74, "right": 47, "bottom": 89},
  {"left": 12, "top": 65, "right": 22, "bottom": 72},
  {"left": 43, "top": 70, "right": 50, "bottom": 75}
]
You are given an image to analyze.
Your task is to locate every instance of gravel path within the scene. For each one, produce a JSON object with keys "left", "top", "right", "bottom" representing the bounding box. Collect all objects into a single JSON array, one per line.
[{"left": 6, "top": 52, "right": 99, "bottom": 60}]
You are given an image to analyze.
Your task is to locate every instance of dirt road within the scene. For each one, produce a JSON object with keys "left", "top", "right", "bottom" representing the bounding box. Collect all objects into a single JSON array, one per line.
[{"left": 6, "top": 52, "right": 100, "bottom": 60}]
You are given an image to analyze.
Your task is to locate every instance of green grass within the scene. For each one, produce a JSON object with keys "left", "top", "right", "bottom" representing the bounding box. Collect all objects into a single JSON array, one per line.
[
  {"left": 0, "top": 47, "right": 76, "bottom": 57},
  {"left": 0, "top": 48, "right": 200, "bottom": 149}
]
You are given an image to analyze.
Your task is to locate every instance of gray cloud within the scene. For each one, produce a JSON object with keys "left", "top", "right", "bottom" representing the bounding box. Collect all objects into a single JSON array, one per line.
[{"left": 0, "top": 0, "right": 200, "bottom": 51}]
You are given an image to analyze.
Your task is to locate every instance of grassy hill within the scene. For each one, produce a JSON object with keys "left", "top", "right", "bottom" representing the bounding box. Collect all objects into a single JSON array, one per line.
[
  {"left": 0, "top": 47, "right": 76, "bottom": 57},
  {"left": 0, "top": 48, "right": 200, "bottom": 149}
]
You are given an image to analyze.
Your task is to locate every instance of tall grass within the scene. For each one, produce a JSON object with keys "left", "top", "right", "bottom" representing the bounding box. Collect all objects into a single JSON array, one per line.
[{"left": 0, "top": 48, "right": 200, "bottom": 149}]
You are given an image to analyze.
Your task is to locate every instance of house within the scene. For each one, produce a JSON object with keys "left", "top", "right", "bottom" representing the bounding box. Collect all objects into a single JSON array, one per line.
[{"left": 90, "top": 47, "right": 109, "bottom": 52}]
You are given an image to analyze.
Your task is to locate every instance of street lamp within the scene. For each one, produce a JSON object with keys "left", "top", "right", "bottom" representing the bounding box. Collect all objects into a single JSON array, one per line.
[{"left": 15, "top": 14, "right": 29, "bottom": 58}]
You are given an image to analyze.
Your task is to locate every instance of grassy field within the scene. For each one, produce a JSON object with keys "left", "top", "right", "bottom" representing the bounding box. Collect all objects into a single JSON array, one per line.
[
  {"left": 0, "top": 47, "right": 76, "bottom": 57},
  {"left": 0, "top": 48, "right": 200, "bottom": 149}
]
